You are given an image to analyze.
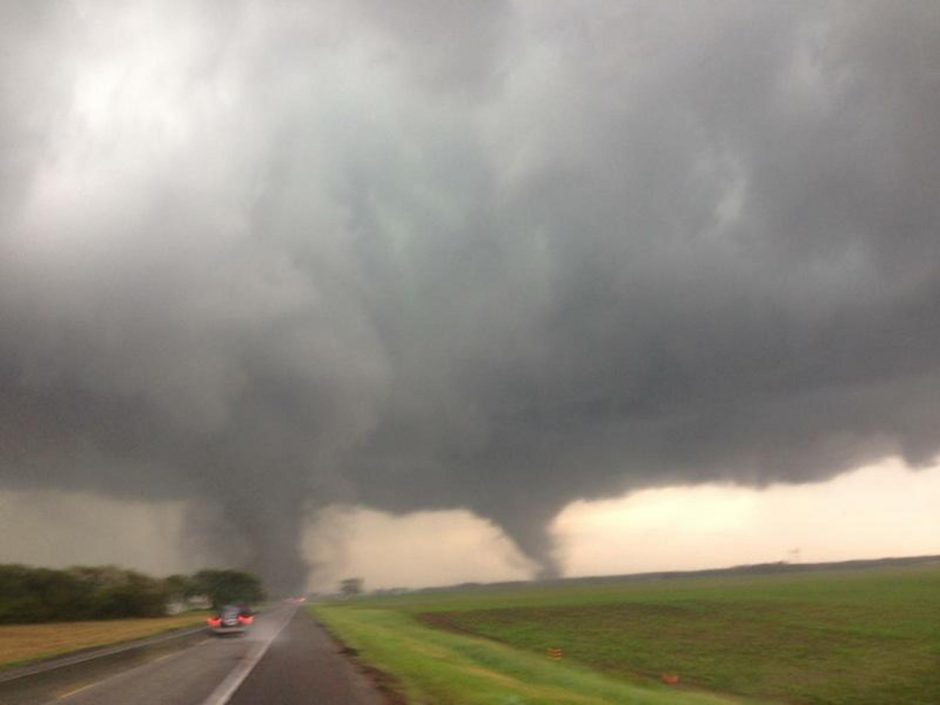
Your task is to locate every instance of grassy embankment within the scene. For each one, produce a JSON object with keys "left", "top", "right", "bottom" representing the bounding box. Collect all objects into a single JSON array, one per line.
[
  {"left": 0, "top": 612, "right": 209, "bottom": 670},
  {"left": 314, "top": 603, "right": 736, "bottom": 705},
  {"left": 313, "top": 565, "right": 940, "bottom": 705}
]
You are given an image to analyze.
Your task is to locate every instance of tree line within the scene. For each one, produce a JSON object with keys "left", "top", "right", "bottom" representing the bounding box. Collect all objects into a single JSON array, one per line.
[{"left": 0, "top": 564, "right": 264, "bottom": 624}]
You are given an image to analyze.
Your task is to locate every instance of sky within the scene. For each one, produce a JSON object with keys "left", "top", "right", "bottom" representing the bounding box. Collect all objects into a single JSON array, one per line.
[
  {"left": 1, "top": 1, "right": 939, "bottom": 592},
  {"left": 3, "top": 457, "right": 938, "bottom": 590}
]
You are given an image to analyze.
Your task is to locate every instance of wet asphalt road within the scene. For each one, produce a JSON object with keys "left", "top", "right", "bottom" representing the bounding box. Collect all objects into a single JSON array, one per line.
[
  {"left": 4, "top": 605, "right": 386, "bottom": 705},
  {"left": 228, "top": 607, "right": 386, "bottom": 705}
]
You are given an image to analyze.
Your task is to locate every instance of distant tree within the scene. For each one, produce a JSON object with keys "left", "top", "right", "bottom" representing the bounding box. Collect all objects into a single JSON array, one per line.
[
  {"left": 191, "top": 569, "right": 264, "bottom": 608},
  {"left": 0, "top": 564, "right": 265, "bottom": 623},
  {"left": 0, "top": 564, "right": 168, "bottom": 623},
  {"left": 70, "top": 566, "right": 168, "bottom": 618},
  {"left": 340, "top": 577, "right": 363, "bottom": 598},
  {"left": 163, "top": 574, "right": 196, "bottom": 601},
  {"left": 0, "top": 564, "right": 94, "bottom": 623},
  {"left": 97, "top": 571, "right": 167, "bottom": 618}
]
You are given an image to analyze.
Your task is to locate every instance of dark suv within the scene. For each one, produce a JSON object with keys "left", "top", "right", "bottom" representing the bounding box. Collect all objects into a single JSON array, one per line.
[{"left": 207, "top": 604, "right": 254, "bottom": 635}]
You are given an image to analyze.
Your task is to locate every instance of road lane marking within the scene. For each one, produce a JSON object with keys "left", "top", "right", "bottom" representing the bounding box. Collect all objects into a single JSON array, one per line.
[
  {"left": 46, "top": 634, "right": 212, "bottom": 703},
  {"left": 57, "top": 681, "right": 101, "bottom": 700},
  {"left": 200, "top": 606, "right": 298, "bottom": 705}
]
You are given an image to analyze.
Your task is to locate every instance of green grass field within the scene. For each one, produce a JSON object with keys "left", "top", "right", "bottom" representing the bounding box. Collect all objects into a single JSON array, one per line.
[
  {"left": 314, "top": 565, "right": 940, "bottom": 705},
  {"left": 314, "top": 604, "right": 737, "bottom": 705}
]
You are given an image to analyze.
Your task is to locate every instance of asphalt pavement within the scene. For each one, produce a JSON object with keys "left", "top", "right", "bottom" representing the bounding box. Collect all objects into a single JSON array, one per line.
[
  {"left": 2, "top": 605, "right": 387, "bottom": 705},
  {"left": 229, "top": 606, "right": 386, "bottom": 705}
]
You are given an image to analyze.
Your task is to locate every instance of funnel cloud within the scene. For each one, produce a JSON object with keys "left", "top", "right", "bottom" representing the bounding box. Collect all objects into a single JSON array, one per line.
[{"left": 2, "top": 1, "right": 940, "bottom": 590}]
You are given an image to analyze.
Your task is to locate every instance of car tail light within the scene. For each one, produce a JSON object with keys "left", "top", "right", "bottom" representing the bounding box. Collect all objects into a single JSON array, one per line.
[
  {"left": 208, "top": 617, "right": 222, "bottom": 627},
  {"left": 238, "top": 615, "right": 254, "bottom": 625}
]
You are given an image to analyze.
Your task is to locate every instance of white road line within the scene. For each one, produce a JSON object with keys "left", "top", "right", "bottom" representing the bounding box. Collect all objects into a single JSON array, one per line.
[
  {"left": 49, "top": 644, "right": 197, "bottom": 703},
  {"left": 199, "top": 606, "right": 298, "bottom": 705},
  {"left": 56, "top": 680, "right": 100, "bottom": 700}
]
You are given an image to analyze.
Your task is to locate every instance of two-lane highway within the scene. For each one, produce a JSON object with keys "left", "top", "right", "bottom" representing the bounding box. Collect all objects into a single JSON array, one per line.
[{"left": 3, "top": 605, "right": 386, "bottom": 705}]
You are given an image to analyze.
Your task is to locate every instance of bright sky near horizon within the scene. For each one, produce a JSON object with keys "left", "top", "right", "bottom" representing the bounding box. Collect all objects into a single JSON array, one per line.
[{"left": 2, "top": 456, "right": 937, "bottom": 590}]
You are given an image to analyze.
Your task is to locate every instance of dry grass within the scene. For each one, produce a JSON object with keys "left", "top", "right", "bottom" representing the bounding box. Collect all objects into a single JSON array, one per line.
[{"left": 0, "top": 613, "right": 208, "bottom": 668}]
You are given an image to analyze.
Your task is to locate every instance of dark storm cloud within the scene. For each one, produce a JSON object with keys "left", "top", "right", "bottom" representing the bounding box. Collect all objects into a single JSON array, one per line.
[{"left": 2, "top": 0, "right": 939, "bottom": 587}]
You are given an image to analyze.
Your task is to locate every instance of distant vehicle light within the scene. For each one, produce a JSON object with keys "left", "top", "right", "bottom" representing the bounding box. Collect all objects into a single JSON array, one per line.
[
  {"left": 208, "top": 617, "right": 222, "bottom": 627},
  {"left": 238, "top": 615, "right": 254, "bottom": 625}
]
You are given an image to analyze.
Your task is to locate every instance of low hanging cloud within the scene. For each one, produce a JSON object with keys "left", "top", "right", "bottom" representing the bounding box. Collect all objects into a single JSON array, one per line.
[{"left": 2, "top": 0, "right": 940, "bottom": 590}]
